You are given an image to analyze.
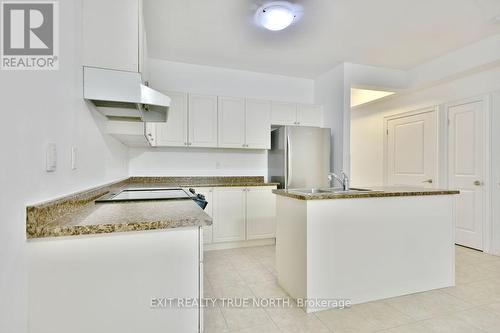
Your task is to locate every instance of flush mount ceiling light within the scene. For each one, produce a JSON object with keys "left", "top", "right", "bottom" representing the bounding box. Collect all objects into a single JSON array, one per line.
[{"left": 255, "top": 1, "right": 303, "bottom": 31}]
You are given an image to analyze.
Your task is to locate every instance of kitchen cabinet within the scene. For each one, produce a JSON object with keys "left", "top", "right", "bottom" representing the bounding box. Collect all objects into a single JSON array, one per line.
[
  {"left": 271, "top": 101, "right": 297, "bottom": 126},
  {"left": 83, "top": 0, "right": 142, "bottom": 73},
  {"left": 218, "top": 97, "right": 246, "bottom": 148},
  {"left": 218, "top": 97, "right": 271, "bottom": 149},
  {"left": 193, "top": 187, "right": 214, "bottom": 244},
  {"left": 213, "top": 187, "right": 247, "bottom": 242},
  {"left": 29, "top": 227, "right": 202, "bottom": 333},
  {"left": 147, "top": 91, "right": 188, "bottom": 147},
  {"left": 297, "top": 104, "right": 323, "bottom": 127},
  {"left": 245, "top": 99, "right": 271, "bottom": 149},
  {"left": 188, "top": 94, "right": 218, "bottom": 148},
  {"left": 212, "top": 186, "right": 277, "bottom": 243},
  {"left": 246, "top": 187, "right": 276, "bottom": 239},
  {"left": 271, "top": 102, "right": 323, "bottom": 127}
]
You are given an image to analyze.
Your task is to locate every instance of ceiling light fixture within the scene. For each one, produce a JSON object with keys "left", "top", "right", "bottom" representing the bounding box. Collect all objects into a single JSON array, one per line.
[{"left": 255, "top": 1, "right": 302, "bottom": 31}]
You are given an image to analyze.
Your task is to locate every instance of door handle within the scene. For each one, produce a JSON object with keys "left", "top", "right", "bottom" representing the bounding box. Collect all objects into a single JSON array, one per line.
[
  {"left": 422, "top": 179, "right": 433, "bottom": 184},
  {"left": 474, "top": 180, "right": 484, "bottom": 186}
]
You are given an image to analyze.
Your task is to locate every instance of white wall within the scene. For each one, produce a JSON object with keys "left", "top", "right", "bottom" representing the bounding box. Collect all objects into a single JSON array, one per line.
[
  {"left": 0, "top": 1, "right": 129, "bottom": 332},
  {"left": 350, "top": 65, "right": 500, "bottom": 187},
  {"left": 129, "top": 147, "right": 267, "bottom": 177},
  {"left": 314, "top": 64, "right": 345, "bottom": 173},
  {"left": 129, "top": 59, "right": 315, "bottom": 177}
]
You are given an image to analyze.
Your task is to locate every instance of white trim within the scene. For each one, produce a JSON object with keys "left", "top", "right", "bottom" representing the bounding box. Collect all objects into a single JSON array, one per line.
[
  {"left": 444, "top": 94, "right": 492, "bottom": 253},
  {"left": 490, "top": 91, "right": 500, "bottom": 256},
  {"left": 204, "top": 238, "right": 275, "bottom": 251},
  {"left": 382, "top": 106, "right": 440, "bottom": 186}
]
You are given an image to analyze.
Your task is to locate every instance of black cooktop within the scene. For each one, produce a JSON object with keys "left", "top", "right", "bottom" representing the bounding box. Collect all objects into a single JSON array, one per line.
[{"left": 95, "top": 187, "right": 193, "bottom": 203}]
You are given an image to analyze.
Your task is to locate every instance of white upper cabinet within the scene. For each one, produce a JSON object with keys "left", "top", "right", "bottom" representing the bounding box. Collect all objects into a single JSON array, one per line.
[
  {"left": 152, "top": 91, "right": 188, "bottom": 147},
  {"left": 271, "top": 101, "right": 323, "bottom": 127},
  {"left": 271, "top": 102, "right": 297, "bottom": 126},
  {"left": 188, "top": 94, "right": 218, "bottom": 147},
  {"left": 297, "top": 104, "right": 323, "bottom": 127},
  {"left": 83, "top": 0, "right": 141, "bottom": 73},
  {"left": 218, "top": 97, "right": 246, "bottom": 148},
  {"left": 245, "top": 99, "right": 271, "bottom": 149}
]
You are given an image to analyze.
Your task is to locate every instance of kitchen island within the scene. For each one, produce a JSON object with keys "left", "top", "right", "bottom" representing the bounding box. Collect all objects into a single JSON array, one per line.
[
  {"left": 273, "top": 186, "right": 459, "bottom": 313},
  {"left": 26, "top": 176, "right": 277, "bottom": 333}
]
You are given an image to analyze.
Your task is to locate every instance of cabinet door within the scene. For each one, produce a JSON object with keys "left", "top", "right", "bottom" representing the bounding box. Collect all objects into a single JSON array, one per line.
[
  {"left": 246, "top": 187, "right": 277, "bottom": 240},
  {"left": 218, "top": 97, "right": 246, "bottom": 148},
  {"left": 83, "top": 0, "right": 139, "bottom": 72},
  {"left": 193, "top": 187, "right": 214, "bottom": 244},
  {"left": 188, "top": 94, "right": 218, "bottom": 147},
  {"left": 153, "top": 91, "right": 188, "bottom": 147},
  {"left": 297, "top": 104, "right": 323, "bottom": 127},
  {"left": 245, "top": 99, "right": 271, "bottom": 149},
  {"left": 271, "top": 102, "right": 297, "bottom": 126},
  {"left": 213, "top": 188, "right": 246, "bottom": 243}
]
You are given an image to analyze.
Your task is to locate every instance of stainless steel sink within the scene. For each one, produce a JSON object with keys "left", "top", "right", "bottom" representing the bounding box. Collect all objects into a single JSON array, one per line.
[{"left": 289, "top": 187, "right": 380, "bottom": 195}]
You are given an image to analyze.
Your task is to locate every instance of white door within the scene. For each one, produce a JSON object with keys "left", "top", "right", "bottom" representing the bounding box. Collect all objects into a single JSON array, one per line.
[
  {"left": 245, "top": 99, "right": 271, "bottom": 149},
  {"left": 297, "top": 104, "right": 322, "bottom": 127},
  {"left": 212, "top": 188, "right": 246, "bottom": 242},
  {"left": 188, "top": 94, "right": 218, "bottom": 147},
  {"left": 271, "top": 102, "right": 297, "bottom": 126},
  {"left": 218, "top": 97, "right": 246, "bottom": 148},
  {"left": 246, "top": 187, "right": 276, "bottom": 240},
  {"left": 193, "top": 187, "right": 213, "bottom": 244},
  {"left": 386, "top": 110, "right": 438, "bottom": 187},
  {"left": 154, "top": 91, "right": 188, "bottom": 147},
  {"left": 448, "top": 100, "right": 485, "bottom": 250}
]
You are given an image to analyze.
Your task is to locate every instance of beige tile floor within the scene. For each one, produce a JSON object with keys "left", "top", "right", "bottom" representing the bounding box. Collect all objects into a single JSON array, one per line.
[{"left": 203, "top": 245, "right": 500, "bottom": 333}]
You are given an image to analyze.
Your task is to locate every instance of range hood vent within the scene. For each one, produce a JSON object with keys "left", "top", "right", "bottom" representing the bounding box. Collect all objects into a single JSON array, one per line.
[{"left": 83, "top": 66, "right": 171, "bottom": 122}]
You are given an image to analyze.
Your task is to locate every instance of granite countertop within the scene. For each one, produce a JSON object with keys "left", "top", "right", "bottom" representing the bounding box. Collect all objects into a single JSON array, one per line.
[
  {"left": 273, "top": 186, "right": 460, "bottom": 200},
  {"left": 27, "top": 176, "right": 276, "bottom": 239}
]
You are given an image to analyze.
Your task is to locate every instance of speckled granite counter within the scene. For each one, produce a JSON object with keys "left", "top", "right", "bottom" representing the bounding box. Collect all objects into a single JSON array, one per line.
[
  {"left": 273, "top": 186, "right": 460, "bottom": 200},
  {"left": 27, "top": 176, "right": 276, "bottom": 239}
]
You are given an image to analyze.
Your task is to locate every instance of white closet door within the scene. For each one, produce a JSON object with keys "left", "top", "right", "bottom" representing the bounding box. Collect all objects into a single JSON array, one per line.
[
  {"left": 448, "top": 100, "right": 485, "bottom": 250},
  {"left": 386, "top": 110, "right": 438, "bottom": 187}
]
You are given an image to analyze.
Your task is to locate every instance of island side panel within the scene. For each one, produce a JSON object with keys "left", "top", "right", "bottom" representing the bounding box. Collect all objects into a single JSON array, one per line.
[
  {"left": 28, "top": 227, "right": 201, "bottom": 333},
  {"left": 275, "top": 195, "right": 308, "bottom": 301},
  {"left": 306, "top": 195, "right": 455, "bottom": 312}
]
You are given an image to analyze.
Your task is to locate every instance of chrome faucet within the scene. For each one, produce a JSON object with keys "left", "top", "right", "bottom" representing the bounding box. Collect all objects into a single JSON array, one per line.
[{"left": 328, "top": 172, "right": 350, "bottom": 191}]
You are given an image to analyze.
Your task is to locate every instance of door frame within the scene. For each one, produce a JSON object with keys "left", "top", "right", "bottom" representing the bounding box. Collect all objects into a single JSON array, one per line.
[
  {"left": 445, "top": 95, "right": 492, "bottom": 253},
  {"left": 383, "top": 106, "right": 440, "bottom": 187}
]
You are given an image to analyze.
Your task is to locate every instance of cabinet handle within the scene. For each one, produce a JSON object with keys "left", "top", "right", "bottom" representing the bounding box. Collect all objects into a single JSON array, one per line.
[{"left": 474, "top": 180, "right": 484, "bottom": 186}]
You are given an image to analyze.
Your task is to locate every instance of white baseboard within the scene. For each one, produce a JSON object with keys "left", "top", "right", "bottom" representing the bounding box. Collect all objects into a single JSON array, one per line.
[{"left": 204, "top": 238, "right": 275, "bottom": 251}]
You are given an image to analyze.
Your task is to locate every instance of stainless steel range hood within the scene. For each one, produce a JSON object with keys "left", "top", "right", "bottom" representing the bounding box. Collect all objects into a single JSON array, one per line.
[{"left": 83, "top": 66, "right": 171, "bottom": 122}]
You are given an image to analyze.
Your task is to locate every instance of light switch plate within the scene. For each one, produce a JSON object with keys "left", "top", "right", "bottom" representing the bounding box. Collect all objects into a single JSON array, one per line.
[
  {"left": 71, "top": 146, "right": 77, "bottom": 170},
  {"left": 46, "top": 143, "right": 57, "bottom": 172}
]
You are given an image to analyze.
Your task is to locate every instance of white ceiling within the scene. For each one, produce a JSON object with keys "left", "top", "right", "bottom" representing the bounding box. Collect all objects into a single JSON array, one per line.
[{"left": 144, "top": 0, "right": 500, "bottom": 78}]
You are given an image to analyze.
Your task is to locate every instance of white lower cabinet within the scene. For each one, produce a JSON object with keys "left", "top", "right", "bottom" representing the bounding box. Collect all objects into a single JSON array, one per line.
[
  {"left": 28, "top": 227, "right": 201, "bottom": 333},
  {"left": 193, "top": 187, "right": 214, "bottom": 244},
  {"left": 213, "top": 187, "right": 247, "bottom": 242},
  {"left": 211, "top": 186, "right": 277, "bottom": 244},
  {"left": 246, "top": 187, "right": 277, "bottom": 239}
]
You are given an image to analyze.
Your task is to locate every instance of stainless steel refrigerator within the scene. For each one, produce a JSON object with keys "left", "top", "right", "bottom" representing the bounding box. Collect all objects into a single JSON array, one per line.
[{"left": 268, "top": 126, "right": 331, "bottom": 189}]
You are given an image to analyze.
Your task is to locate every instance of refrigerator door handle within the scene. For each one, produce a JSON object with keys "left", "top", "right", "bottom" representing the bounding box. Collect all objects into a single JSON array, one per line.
[{"left": 287, "top": 133, "right": 293, "bottom": 187}]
